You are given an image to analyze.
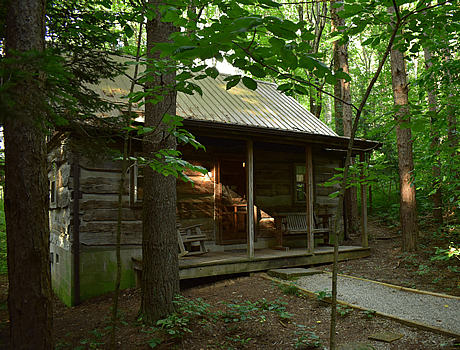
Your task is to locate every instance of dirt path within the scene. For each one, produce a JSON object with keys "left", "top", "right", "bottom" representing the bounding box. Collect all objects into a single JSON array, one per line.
[{"left": 0, "top": 218, "right": 459, "bottom": 349}]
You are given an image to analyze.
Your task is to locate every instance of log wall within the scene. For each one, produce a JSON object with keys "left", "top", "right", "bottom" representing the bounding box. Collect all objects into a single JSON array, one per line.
[
  {"left": 78, "top": 159, "right": 142, "bottom": 246},
  {"left": 48, "top": 144, "right": 72, "bottom": 250},
  {"left": 49, "top": 138, "right": 343, "bottom": 248}
]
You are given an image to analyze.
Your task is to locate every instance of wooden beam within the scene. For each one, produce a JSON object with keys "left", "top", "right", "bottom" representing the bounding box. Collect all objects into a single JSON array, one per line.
[
  {"left": 305, "top": 146, "right": 314, "bottom": 253},
  {"left": 247, "top": 140, "right": 255, "bottom": 259},
  {"left": 360, "top": 152, "right": 368, "bottom": 248}
]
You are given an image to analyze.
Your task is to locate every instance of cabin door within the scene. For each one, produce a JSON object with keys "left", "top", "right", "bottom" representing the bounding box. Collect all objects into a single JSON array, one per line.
[{"left": 217, "top": 159, "right": 247, "bottom": 244}]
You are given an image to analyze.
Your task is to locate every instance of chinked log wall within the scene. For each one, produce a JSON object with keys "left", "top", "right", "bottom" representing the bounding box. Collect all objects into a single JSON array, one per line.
[
  {"left": 77, "top": 158, "right": 142, "bottom": 246},
  {"left": 50, "top": 142, "right": 343, "bottom": 247},
  {"left": 48, "top": 145, "right": 73, "bottom": 250}
]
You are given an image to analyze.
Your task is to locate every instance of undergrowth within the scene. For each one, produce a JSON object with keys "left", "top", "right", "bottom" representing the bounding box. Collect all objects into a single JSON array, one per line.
[{"left": 139, "top": 294, "right": 320, "bottom": 349}]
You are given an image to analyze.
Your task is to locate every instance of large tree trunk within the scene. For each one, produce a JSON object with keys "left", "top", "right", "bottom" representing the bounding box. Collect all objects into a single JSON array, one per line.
[
  {"left": 4, "top": 0, "right": 54, "bottom": 348},
  {"left": 298, "top": 3, "right": 327, "bottom": 118},
  {"left": 139, "top": 0, "right": 180, "bottom": 325},
  {"left": 443, "top": 50, "right": 459, "bottom": 216},
  {"left": 423, "top": 47, "right": 443, "bottom": 224},
  {"left": 389, "top": 6, "right": 419, "bottom": 252},
  {"left": 332, "top": 1, "right": 359, "bottom": 236}
]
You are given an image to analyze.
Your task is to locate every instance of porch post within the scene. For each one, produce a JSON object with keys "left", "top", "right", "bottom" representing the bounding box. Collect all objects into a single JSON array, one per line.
[
  {"left": 305, "top": 146, "right": 314, "bottom": 253},
  {"left": 247, "top": 140, "right": 255, "bottom": 259},
  {"left": 360, "top": 152, "right": 368, "bottom": 248}
]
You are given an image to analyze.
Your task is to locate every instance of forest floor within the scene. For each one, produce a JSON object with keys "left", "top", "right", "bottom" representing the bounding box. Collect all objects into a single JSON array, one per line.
[{"left": 0, "top": 216, "right": 460, "bottom": 349}]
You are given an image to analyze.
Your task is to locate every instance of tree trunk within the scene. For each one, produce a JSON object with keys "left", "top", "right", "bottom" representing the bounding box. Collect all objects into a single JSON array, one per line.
[
  {"left": 389, "top": 6, "right": 419, "bottom": 252},
  {"left": 139, "top": 0, "right": 180, "bottom": 325},
  {"left": 4, "top": 0, "right": 54, "bottom": 348},
  {"left": 299, "top": 3, "right": 327, "bottom": 119},
  {"left": 332, "top": 1, "right": 359, "bottom": 236},
  {"left": 423, "top": 46, "right": 443, "bottom": 224},
  {"left": 443, "top": 51, "right": 459, "bottom": 216}
]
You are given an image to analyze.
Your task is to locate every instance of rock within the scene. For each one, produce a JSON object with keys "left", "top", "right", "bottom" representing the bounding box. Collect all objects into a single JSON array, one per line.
[
  {"left": 337, "top": 342, "right": 375, "bottom": 350},
  {"left": 267, "top": 268, "right": 323, "bottom": 280},
  {"left": 368, "top": 332, "right": 404, "bottom": 342}
]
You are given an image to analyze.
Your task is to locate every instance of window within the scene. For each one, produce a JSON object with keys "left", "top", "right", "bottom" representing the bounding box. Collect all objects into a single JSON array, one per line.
[
  {"left": 295, "top": 164, "right": 306, "bottom": 202},
  {"left": 130, "top": 157, "right": 144, "bottom": 205},
  {"left": 50, "top": 163, "right": 57, "bottom": 207},
  {"left": 134, "top": 163, "right": 144, "bottom": 202}
]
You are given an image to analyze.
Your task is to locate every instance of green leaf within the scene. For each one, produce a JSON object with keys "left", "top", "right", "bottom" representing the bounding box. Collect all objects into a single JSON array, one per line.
[
  {"left": 334, "top": 71, "right": 351, "bottom": 82},
  {"left": 362, "top": 37, "right": 373, "bottom": 46},
  {"left": 137, "top": 127, "right": 154, "bottom": 135},
  {"left": 233, "top": 58, "right": 247, "bottom": 69},
  {"left": 248, "top": 65, "right": 266, "bottom": 78},
  {"left": 299, "top": 55, "right": 315, "bottom": 71},
  {"left": 191, "top": 64, "right": 207, "bottom": 73},
  {"left": 205, "top": 66, "right": 219, "bottom": 79},
  {"left": 325, "top": 74, "right": 337, "bottom": 85},
  {"left": 194, "top": 74, "right": 208, "bottom": 80},
  {"left": 300, "top": 31, "right": 316, "bottom": 41},
  {"left": 313, "top": 59, "right": 330, "bottom": 75},
  {"left": 294, "top": 84, "right": 308, "bottom": 95},
  {"left": 277, "top": 83, "right": 292, "bottom": 91},
  {"left": 313, "top": 69, "right": 325, "bottom": 79},
  {"left": 258, "top": 0, "right": 281, "bottom": 8},
  {"left": 266, "top": 23, "right": 297, "bottom": 40},
  {"left": 225, "top": 75, "right": 241, "bottom": 90},
  {"left": 172, "top": 46, "right": 196, "bottom": 56},
  {"left": 269, "top": 37, "right": 285, "bottom": 51},
  {"left": 124, "top": 25, "right": 134, "bottom": 38},
  {"left": 280, "top": 47, "right": 298, "bottom": 69},
  {"left": 242, "top": 76, "right": 257, "bottom": 90},
  {"left": 297, "top": 42, "right": 312, "bottom": 52}
]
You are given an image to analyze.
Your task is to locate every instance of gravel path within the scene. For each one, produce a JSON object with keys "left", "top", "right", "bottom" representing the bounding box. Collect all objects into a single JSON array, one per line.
[{"left": 295, "top": 272, "right": 460, "bottom": 336}]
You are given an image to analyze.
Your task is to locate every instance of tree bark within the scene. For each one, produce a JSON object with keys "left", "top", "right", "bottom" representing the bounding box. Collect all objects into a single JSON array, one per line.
[
  {"left": 299, "top": 3, "right": 327, "bottom": 118},
  {"left": 3, "top": 0, "right": 54, "bottom": 348},
  {"left": 331, "top": 2, "right": 344, "bottom": 136},
  {"left": 139, "top": 0, "right": 180, "bottom": 325},
  {"left": 423, "top": 46, "right": 443, "bottom": 224},
  {"left": 389, "top": 6, "right": 419, "bottom": 252},
  {"left": 332, "top": 1, "right": 359, "bottom": 236},
  {"left": 442, "top": 50, "right": 459, "bottom": 216}
]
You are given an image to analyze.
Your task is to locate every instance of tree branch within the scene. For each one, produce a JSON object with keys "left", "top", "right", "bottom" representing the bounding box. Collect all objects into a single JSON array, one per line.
[{"left": 231, "top": 40, "right": 359, "bottom": 112}]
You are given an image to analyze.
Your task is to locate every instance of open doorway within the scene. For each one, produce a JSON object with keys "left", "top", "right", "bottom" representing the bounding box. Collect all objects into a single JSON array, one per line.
[{"left": 218, "top": 159, "right": 247, "bottom": 244}]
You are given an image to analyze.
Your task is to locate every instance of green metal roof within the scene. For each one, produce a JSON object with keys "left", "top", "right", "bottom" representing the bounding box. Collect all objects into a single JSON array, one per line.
[{"left": 91, "top": 55, "right": 338, "bottom": 138}]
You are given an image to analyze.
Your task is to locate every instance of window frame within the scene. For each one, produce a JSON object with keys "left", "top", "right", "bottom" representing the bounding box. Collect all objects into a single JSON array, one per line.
[
  {"left": 49, "top": 162, "right": 58, "bottom": 208},
  {"left": 294, "top": 163, "right": 307, "bottom": 203},
  {"left": 130, "top": 155, "right": 144, "bottom": 206}
]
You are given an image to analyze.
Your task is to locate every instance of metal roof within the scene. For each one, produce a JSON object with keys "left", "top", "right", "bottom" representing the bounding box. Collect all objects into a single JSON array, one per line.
[
  {"left": 91, "top": 55, "right": 338, "bottom": 138},
  {"left": 176, "top": 75, "right": 337, "bottom": 137}
]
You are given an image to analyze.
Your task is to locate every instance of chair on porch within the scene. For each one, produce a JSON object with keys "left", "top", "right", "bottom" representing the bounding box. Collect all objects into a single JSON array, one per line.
[
  {"left": 312, "top": 213, "right": 332, "bottom": 246},
  {"left": 279, "top": 212, "right": 332, "bottom": 246},
  {"left": 177, "top": 219, "right": 210, "bottom": 257}
]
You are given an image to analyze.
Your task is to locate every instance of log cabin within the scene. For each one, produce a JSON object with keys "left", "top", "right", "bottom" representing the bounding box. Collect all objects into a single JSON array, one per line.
[{"left": 48, "top": 56, "right": 379, "bottom": 306}]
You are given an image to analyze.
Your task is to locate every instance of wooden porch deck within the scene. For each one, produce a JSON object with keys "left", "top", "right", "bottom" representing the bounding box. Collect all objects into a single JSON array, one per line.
[
  {"left": 132, "top": 245, "right": 370, "bottom": 287},
  {"left": 177, "top": 245, "right": 370, "bottom": 279}
]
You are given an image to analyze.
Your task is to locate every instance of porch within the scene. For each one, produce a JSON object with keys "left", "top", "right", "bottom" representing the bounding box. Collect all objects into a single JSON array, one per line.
[{"left": 132, "top": 245, "right": 370, "bottom": 285}]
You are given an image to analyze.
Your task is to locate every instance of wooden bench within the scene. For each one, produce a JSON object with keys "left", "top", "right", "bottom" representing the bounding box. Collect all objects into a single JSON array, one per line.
[
  {"left": 274, "top": 212, "right": 332, "bottom": 250},
  {"left": 177, "top": 222, "right": 209, "bottom": 257}
]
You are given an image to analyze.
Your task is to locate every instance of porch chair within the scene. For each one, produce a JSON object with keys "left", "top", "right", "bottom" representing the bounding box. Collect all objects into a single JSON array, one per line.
[
  {"left": 312, "top": 213, "right": 332, "bottom": 246},
  {"left": 280, "top": 212, "right": 332, "bottom": 246},
  {"left": 177, "top": 219, "right": 210, "bottom": 257}
]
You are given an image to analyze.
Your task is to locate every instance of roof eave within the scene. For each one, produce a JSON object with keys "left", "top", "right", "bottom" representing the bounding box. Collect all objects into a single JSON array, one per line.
[{"left": 182, "top": 119, "right": 380, "bottom": 152}]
